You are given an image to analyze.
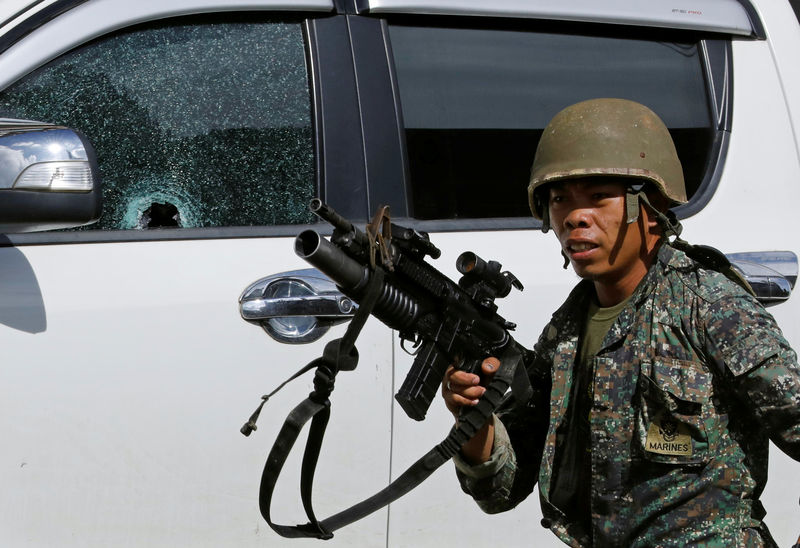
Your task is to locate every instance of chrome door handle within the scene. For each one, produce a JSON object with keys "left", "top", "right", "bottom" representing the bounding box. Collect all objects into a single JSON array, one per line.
[
  {"left": 239, "top": 268, "right": 355, "bottom": 344},
  {"left": 241, "top": 294, "right": 355, "bottom": 320}
]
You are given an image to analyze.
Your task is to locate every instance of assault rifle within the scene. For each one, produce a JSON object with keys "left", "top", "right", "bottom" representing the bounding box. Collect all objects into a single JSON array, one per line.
[
  {"left": 296, "top": 198, "right": 528, "bottom": 420},
  {"left": 244, "top": 199, "right": 532, "bottom": 539}
]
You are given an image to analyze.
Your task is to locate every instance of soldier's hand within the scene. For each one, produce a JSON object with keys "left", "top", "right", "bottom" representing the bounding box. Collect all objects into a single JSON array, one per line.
[{"left": 442, "top": 357, "right": 500, "bottom": 420}]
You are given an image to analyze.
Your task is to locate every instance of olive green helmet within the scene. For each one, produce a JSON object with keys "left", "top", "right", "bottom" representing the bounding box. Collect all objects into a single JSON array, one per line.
[{"left": 528, "top": 98, "right": 687, "bottom": 232}]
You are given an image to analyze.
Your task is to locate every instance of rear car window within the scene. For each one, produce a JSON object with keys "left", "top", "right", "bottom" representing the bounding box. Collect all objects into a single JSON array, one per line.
[
  {"left": 0, "top": 16, "right": 315, "bottom": 230},
  {"left": 388, "top": 23, "right": 714, "bottom": 220}
]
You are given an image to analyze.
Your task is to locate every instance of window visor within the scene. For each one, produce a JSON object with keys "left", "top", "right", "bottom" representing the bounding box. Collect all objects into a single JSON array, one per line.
[{"left": 358, "top": 0, "right": 759, "bottom": 37}]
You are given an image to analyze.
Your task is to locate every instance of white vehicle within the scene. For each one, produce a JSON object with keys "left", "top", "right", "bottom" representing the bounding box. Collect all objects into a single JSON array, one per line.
[{"left": 1, "top": 0, "right": 799, "bottom": 546}]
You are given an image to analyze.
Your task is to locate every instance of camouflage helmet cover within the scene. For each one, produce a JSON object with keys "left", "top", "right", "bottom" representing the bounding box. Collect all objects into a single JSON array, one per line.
[{"left": 528, "top": 98, "right": 688, "bottom": 220}]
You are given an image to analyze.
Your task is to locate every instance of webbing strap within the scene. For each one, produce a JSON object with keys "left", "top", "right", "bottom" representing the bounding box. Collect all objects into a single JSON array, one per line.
[
  {"left": 258, "top": 397, "right": 333, "bottom": 539},
  {"left": 318, "top": 370, "right": 511, "bottom": 533},
  {"left": 257, "top": 349, "right": 518, "bottom": 540}
]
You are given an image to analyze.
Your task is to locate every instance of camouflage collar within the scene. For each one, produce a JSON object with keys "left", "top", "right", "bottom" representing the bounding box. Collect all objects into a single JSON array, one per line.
[{"left": 548, "top": 243, "right": 682, "bottom": 341}]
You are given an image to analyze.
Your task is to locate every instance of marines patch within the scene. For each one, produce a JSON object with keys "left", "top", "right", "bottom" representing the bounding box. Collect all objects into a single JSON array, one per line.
[{"left": 645, "top": 416, "right": 692, "bottom": 456}]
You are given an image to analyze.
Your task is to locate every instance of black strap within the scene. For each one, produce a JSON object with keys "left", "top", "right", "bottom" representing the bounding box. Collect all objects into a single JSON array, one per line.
[
  {"left": 670, "top": 238, "right": 756, "bottom": 297},
  {"left": 257, "top": 351, "right": 518, "bottom": 540},
  {"left": 258, "top": 396, "right": 334, "bottom": 538},
  {"left": 318, "top": 370, "right": 511, "bottom": 533}
]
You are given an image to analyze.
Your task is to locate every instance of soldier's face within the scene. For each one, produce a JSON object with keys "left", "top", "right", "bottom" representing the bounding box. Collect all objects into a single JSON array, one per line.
[{"left": 548, "top": 178, "right": 661, "bottom": 305}]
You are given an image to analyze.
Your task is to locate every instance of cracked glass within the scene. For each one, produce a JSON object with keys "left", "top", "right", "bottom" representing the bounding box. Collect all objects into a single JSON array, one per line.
[{"left": 0, "top": 16, "right": 315, "bottom": 230}]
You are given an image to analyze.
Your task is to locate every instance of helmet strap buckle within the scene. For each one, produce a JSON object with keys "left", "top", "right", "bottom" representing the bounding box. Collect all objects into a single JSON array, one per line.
[
  {"left": 625, "top": 183, "right": 645, "bottom": 224},
  {"left": 541, "top": 207, "right": 551, "bottom": 233},
  {"left": 534, "top": 191, "right": 551, "bottom": 233},
  {"left": 629, "top": 184, "right": 684, "bottom": 240}
]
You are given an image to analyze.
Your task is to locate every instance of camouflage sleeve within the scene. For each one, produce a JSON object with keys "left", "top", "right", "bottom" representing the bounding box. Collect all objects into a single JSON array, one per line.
[
  {"left": 453, "top": 415, "right": 519, "bottom": 513},
  {"left": 454, "top": 332, "right": 552, "bottom": 513},
  {"left": 704, "top": 295, "right": 800, "bottom": 460}
]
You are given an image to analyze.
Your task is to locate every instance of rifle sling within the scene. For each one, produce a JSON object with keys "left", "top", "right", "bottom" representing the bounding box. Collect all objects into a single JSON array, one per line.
[
  {"left": 257, "top": 369, "right": 512, "bottom": 540},
  {"left": 255, "top": 269, "right": 518, "bottom": 540}
]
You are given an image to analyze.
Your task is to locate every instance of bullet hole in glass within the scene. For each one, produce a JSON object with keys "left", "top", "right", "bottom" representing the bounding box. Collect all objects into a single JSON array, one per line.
[{"left": 139, "top": 202, "right": 181, "bottom": 228}]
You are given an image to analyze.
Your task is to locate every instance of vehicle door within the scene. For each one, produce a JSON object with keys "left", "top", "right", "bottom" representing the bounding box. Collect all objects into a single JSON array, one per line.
[{"left": 0, "top": 2, "right": 393, "bottom": 547}]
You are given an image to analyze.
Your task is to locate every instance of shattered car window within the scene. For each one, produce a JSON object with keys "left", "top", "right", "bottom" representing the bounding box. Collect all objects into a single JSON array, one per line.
[{"left": 0, "top": 16, "right": 315, "bottom": 229}]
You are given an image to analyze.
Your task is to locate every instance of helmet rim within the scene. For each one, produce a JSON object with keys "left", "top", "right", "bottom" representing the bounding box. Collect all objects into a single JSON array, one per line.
[{"left": 528, "top": 169, "right": 687, "bottom": 220}]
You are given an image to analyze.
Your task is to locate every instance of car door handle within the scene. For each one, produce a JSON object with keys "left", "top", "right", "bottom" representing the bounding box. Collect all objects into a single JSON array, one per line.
[
  {"left": 239, "top": 268, "right": 355, "bottom": 344},
  {"left": 241, "top": 294, "right": 355, "bottom": 320}
]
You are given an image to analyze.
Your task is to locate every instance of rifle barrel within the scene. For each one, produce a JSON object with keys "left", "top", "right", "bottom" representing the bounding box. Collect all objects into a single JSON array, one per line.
[{"left": 309, "top": 199, "right": 372, "bottom": 249}]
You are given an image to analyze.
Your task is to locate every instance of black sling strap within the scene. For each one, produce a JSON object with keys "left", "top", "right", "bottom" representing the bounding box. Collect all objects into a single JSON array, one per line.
[{"left": 243, "top": 267, "right": 524, "bottom": 540}]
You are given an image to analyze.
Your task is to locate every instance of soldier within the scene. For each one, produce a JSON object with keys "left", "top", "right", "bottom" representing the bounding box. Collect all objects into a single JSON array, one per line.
[{"left": 442, "top": 98, "right": 800, "bottom": 546}]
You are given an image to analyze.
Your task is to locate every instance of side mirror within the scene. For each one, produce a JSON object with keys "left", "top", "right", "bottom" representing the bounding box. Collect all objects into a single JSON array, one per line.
[
  {"left": 728, "top": 251, "right": 798, "bottom": 306},
  {"left": 0, "top": 119, "right": 101, "bottom": 233}
]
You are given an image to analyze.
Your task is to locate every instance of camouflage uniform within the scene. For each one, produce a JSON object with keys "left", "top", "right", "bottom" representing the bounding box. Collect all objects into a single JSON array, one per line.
[{"left": 455, "top": 244, "right": 800, "bottom": 547}]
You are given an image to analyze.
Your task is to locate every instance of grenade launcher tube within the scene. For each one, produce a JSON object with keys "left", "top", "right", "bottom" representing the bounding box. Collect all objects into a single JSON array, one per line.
[
  {"left": 295, "top": 230, "right": 423, "bottom": 332},
  {"left": 295, "top": 230, "right": 366, "bottom": 291}
]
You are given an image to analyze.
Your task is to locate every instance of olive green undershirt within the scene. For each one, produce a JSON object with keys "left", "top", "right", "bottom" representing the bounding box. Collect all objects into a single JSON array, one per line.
[{"left": 580, "top": 295, "right": 630, "bottom": 365}]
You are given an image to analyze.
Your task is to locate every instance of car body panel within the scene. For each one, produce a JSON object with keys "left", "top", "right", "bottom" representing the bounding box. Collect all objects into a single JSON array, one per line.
[{"left": 0, "top": 239, "right": 393, "bottom": 547}]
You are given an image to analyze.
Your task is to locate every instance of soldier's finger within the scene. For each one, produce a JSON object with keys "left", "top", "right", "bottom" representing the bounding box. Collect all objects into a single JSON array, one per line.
[
  {"left": 448, "top": 369, "right": 481, "bottom": 388},
  {"left": 481, "top": 357, "right": 501, "bottom": 379},
  {"left": 448, "top": 388, "right": 485, "bottom": 407}
]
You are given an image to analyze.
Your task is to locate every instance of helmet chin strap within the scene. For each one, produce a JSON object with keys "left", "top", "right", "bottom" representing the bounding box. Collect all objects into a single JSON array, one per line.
[
  {"left": 539, "top": 195, "right": 551, "bottom": 234},
  {"left": 625, "top": 183, "right": 683, "bottom": 240}
]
